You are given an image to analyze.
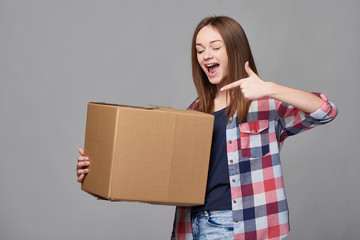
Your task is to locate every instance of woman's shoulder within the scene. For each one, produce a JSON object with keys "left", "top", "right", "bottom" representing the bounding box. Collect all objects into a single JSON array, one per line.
[{"left": 187, "top": 98, "right": 200, "bottom": 110}]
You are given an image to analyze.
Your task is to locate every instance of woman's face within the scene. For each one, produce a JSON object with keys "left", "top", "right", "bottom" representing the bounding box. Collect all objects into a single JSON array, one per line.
[{"left": 195, "top": 25, "right": 229, "bottom": 87}]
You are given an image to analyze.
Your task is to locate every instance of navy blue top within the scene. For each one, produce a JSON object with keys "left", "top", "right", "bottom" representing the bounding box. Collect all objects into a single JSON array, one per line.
[{"left": 192, "top": 107, "right": 232, "bottom": 214}]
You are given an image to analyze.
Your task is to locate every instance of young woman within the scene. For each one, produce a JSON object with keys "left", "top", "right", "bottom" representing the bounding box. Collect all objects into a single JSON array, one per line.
[{"left": 77, "top": 16, "right": 338, "bottom": 240}]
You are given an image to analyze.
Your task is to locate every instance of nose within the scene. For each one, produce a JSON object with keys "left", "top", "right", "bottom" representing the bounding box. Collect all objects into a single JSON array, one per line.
[{"left": 203, "top": 49, "right": 213, "bottom": 60}]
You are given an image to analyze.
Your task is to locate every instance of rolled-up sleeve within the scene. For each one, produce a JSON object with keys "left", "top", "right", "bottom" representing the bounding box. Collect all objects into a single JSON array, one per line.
[
  {"left": 276, "top": 92, "right": 338, "bottom": 143},
  {"left": 306, "top": 92, "right": 338, "bottom": 124}
]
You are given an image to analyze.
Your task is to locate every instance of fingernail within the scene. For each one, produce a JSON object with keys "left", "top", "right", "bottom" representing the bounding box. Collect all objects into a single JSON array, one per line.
[
  {"left": 220, "top": 88, "right": 224, "bottom": 91},
  {"left": 84, "top": 157, "right": 88, "bottom": 160},
  {"left": 84, "top": 169, "right": 89, "bottom": 173}
]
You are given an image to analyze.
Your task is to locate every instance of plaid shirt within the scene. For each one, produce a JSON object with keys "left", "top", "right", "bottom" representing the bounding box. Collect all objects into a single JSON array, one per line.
[{"left": 172, "top": 93, "right": 338, "bottom": 240}]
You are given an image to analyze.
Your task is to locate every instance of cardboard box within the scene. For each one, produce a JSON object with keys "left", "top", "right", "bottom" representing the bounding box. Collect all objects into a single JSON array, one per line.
[{"left": 81, "top": 102, "right": 214, "bottom": 206}]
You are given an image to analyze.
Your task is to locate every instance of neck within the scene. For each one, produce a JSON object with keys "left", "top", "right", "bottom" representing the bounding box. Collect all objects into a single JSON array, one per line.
[{"left": 213, "top": 89, "right": 229, "bottom": 112}]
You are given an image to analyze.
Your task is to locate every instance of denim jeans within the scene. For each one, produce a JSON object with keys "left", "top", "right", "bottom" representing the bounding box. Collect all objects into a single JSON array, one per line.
[{"left": 191, "top": 210, "right": 234, "bottom": 240}]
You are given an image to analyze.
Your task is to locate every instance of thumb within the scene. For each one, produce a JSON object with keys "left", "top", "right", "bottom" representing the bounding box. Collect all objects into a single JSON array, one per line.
[
  {"left": 78, "top": 147, "right": 85, "bottom": 156},
  {"left": 245, "top": 61, "right": 255, "bottom": 77}
]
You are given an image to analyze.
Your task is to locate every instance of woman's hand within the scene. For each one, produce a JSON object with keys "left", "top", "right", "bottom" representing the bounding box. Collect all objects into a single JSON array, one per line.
[
  {"left": 220, "top": 61, "right": 270, "bottom": 100},
  {"left": 76, "top": 148, "right": 89, "bottom": 183},
  {"left": 220, "top": 61, "right": 324, "bottom": 113}
]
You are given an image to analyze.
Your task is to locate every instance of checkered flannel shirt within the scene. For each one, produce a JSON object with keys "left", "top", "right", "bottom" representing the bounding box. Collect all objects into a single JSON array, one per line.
[{"left": 171, "top": 93, "right": 338, "bottom": 240}]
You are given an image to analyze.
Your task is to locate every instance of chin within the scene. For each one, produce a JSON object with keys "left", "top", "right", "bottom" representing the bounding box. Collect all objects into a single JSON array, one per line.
[{"left": 208, "top": 76, "right": 225, "bottom": 86}]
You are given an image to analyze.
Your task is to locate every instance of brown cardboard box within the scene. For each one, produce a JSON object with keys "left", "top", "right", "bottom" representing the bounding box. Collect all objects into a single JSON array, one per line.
[{"left": 81, "top": 102, "right": 214, "bottom": 206}]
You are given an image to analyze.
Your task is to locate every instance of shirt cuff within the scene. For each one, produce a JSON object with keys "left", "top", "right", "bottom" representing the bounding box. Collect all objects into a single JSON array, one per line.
[{"left": 306, "top": 92, "right": 338, "bottom": 123}]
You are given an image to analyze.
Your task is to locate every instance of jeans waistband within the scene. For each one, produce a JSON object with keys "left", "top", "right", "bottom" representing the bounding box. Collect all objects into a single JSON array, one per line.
[{"left": 191, "top": 210, "right": 232, "bottom": 218}]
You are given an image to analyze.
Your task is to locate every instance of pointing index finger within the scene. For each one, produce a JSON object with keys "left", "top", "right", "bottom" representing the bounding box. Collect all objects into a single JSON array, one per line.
[{"left": 220, "top": 80, "right": 242, "bottom": 92}]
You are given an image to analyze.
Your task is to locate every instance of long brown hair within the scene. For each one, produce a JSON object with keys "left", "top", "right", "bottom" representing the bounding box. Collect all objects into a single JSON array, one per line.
[{"left": 191, "top": 16, "right": 257, "bottom": 122}]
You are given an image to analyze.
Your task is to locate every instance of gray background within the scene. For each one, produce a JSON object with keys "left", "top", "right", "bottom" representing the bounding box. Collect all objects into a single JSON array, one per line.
[{"left": 1, "top": 0, "right": 359, "bottom": 239}]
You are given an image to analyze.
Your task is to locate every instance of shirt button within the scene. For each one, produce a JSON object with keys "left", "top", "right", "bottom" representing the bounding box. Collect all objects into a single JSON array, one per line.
[
  {"left": 254, "top": 129, "right": 258, "bottom": 133},
  {"left": 229, "top": 160, "right": 233, "bottom": 164},
  {"left": 234, "top": 219, "right": 239, "bottom": 223},
  {"left": 232, "top": 179, "right": 236, "bottom": 182},
  {"left": 233, "top": 200, "right": 237, "bottom": 204},
  {"left": 228, "top": 140, "right": 232, "bottom": 144}
]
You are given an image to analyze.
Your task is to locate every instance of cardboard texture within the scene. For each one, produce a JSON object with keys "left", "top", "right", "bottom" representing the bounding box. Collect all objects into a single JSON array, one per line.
[{"left": 81, "top": 102, "right": 214, "bottom": 206}]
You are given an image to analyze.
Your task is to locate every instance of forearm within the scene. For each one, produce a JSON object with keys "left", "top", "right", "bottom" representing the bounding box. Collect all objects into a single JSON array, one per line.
[
  {"left": 219, "top": 62, "right": 326, "bottom": 113},
  {"left": 266, "top": 82, "right": 324, "bottom": 114}
]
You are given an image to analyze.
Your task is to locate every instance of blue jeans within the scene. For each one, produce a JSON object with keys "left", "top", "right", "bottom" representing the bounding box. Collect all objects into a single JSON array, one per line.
[{"left": 191, "top": 210, "right": 234, "bottom": 240}]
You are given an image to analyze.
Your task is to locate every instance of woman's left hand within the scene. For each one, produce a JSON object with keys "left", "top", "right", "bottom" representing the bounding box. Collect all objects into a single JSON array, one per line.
[
  {"left": 221, "top": 61, "right": 325, "bottom": 113},
  {"left": 220, "top": 61, "right": 270, "bottom": 100}
]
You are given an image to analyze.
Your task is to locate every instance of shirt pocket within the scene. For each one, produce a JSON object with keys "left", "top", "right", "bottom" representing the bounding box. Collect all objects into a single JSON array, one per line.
[{"left": 239, "top": 120, "right": 270, "bottom": 159}]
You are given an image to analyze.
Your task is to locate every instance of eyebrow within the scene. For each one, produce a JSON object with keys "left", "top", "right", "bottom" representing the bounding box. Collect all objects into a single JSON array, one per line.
[{"left": 196, "top": 40, "right": 223, "bottom": 47}]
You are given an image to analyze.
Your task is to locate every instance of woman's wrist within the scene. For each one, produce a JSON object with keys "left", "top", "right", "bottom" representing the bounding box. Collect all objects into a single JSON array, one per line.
[{"left": 264, "top": 81, "right": 279, "bottom": 99}]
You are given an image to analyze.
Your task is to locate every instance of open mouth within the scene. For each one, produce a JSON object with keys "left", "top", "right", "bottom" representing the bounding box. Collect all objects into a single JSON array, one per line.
[
  {"left": 206, "top": 63, "right": 220, "bottom": 76},
  {"left": 206, "top": 63, "right": 220, "bottom": 73}
]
